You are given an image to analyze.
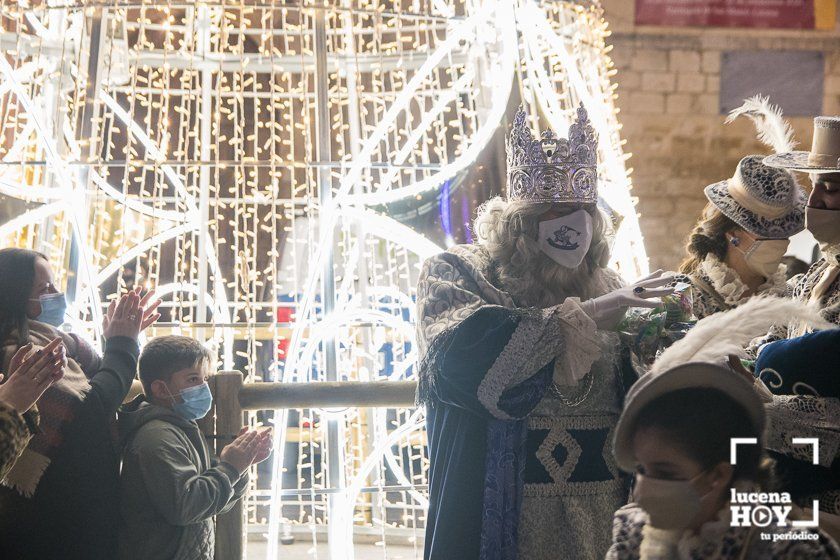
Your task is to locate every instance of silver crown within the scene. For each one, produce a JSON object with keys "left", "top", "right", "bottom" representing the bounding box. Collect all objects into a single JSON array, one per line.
[{"left": 505, "top": 104, "right": 598, "bottom": 204}]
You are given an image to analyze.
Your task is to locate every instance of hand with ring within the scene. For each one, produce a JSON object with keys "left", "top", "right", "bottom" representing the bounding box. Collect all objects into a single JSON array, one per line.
[
  {"left": 0, "top": 337, "right": 66, "bottom": 413},
  {"left": 579, "top": 270, "right": 676, "bottom": 330},
  {"left": 136, "top": 287, "right": 162, "bottom": 332},
  {"left": 102, "top": 291, "right": 143, "bottom": 341},
  {"left": 102, "top": 287, "right": 161, "bottom": 341}
]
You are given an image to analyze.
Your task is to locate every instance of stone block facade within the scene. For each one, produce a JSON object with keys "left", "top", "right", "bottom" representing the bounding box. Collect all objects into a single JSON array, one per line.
[{"left": 602, "top": 1, "right": 840, "bottom": 270}]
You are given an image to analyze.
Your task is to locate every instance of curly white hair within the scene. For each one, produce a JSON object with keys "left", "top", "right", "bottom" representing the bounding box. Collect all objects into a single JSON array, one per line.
[{"left": 473, "top": 197, "right": 618, "bottom": 307}]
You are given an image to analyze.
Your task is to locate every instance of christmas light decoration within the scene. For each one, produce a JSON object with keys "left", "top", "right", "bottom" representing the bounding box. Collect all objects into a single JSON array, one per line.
[{"left": 0, "top": 1, "right": 646, "bottom": 558}]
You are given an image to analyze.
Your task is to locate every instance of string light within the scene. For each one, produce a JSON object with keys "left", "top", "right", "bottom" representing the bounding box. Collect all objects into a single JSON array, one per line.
[{"left": 0, "top": 1, "right": 646, "bottom": 558}]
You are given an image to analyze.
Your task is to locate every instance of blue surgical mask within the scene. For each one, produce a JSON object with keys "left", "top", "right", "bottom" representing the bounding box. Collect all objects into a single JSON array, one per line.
[
  {"left": 170, "top": 383, "right": 213, "bottom": 421},
  {"left": 33, "top": 292, "right": 67, "bottom": 328}
]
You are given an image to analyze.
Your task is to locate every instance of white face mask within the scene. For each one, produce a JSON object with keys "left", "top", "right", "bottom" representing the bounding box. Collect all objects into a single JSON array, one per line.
[
  {"left": 736, "top": 238, "right": 789, "bottom": 278},
  {"left": 806, "top": 206, "right": 840, "bottom": 248},
  {"left": 538, "top": 209, "right": 593, "bottom": 269},
  {"left": 634, "top": 470, "right": 712, "bottom": 531}
]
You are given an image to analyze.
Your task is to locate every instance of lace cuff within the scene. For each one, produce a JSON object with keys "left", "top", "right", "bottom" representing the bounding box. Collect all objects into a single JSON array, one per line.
[
  {"left": 551, "top": 298, "right": 600, "bottom": 386},
  {"left": 764, "top": 395, "right": 840, "bottom": 468}
]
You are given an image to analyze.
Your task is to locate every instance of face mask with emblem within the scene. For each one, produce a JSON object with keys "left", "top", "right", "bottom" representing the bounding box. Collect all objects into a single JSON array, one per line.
[{"left": 538, "top": 208, "right": 593, "bottom": 269}]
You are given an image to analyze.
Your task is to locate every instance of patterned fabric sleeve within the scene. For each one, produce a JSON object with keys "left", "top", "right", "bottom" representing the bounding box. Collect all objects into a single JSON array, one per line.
[
  {"left": 483, "top": 299, "right": 599, "bottom": 420},
  {"left": 605, "top": 503, "right": 645, "bottom": 560},
  {"left": 0, "top": 401, "right": 35, "bottom": 481},
  {"left": 764, "top": 395, "right": 840, "bottom": 468},
  {"left": 763, "top": 396, "right": 840, "bottom": 516},
  {"left": 416, "top": 247, "right": 600, "bottom": 417},
  {"left": 768, "top": 530, "right": 840, "bottom": 559},
  {"left": 430, "top": 301, "right": 599, "bottom": 421},
  {"left": 748, "top": 272, "right": 810, "bottom": 356}
]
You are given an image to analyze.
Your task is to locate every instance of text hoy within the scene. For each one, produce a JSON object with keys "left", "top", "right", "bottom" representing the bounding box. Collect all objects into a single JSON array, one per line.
[
  {"left": 727, "top": 488, "right": 824, "bottom": 530},
  {"left": 730, "top": 489, "right": 794, "bottom": 528}
]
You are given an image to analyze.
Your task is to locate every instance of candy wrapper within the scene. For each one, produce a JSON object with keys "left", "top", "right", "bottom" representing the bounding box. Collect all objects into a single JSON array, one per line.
[{"left": 618, "top": 282, "right": 696, "bottom": 368}]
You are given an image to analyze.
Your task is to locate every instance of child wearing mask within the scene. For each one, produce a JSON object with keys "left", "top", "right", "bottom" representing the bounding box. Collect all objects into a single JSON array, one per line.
[
  {"left": 118, "top": 336, "right": 271, "bottom": 560},
  {"left": 606, "top": 362, "right": 840, "bottom": 559}
]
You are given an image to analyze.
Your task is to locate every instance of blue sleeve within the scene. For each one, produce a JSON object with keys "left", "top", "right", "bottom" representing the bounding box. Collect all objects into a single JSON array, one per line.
[{"left": 435, "top": 307, "right": 553, "bottom": 420}]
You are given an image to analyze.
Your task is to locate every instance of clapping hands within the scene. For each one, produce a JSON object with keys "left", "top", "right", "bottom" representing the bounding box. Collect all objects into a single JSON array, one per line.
[
  {"left": 103, "top": 287, "right": 161, "bottom": 341},
  {"left": 219, "top": 427, "right": 273, "bottom": 475},
  {"left": 0, "top": 337, "right": 66, "bottom": 413}
]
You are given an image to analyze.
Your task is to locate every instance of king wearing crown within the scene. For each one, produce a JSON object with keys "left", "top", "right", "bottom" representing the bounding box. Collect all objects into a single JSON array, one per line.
[{"left": 416, "top": 105, "right": 674, "bottom": 559}]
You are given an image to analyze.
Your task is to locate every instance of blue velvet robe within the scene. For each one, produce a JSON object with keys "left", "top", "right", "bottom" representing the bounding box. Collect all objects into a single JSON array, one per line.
[
  {"left": 424, "top": 307, "right": 553, "bottom": 560},
  {"left": 417, "top": 244, "right": 632, "bottom": 560}
]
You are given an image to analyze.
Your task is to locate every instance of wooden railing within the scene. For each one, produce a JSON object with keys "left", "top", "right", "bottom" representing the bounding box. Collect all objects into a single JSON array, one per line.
[{"left": 195, "top": 372, "right": 419, "bottom": 559}]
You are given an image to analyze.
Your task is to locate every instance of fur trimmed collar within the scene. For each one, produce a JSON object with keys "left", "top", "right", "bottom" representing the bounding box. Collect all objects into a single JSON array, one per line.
[
  {"left": 699, "top": 254, "right": 787, "bottom": 306},
  {"left": 639, "top": 507, "right": 735, "bottom": 560}
]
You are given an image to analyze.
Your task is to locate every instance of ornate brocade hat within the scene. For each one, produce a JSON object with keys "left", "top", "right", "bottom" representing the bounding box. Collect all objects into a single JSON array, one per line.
[
  {"left": 764, "top": 116, "right": 840, "bottom": 173},
  {"left": 704, "top": 96, "right": 805, "bottom": 239},
  {"left": 704, "top": 155, "right": 805, "bottom": 239},
  {"left": 505, "top": 104, "right": 598, "bottom": 205}
]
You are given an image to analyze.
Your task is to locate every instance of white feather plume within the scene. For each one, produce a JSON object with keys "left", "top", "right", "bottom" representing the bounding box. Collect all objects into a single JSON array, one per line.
[
  {"left": 650, "top": 296, "right": 831, "bottom": 375},
  {"left": 725, "top": 95, "right": 797, "bottom": 153}
]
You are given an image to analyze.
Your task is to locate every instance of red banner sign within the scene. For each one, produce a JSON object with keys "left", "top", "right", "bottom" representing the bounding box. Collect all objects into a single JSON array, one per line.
[{"left": 635, "top": 0, "right": 817, "bottom": 29}]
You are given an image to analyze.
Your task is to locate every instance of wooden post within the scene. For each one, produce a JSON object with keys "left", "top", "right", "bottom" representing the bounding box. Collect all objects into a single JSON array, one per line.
[
  {"left": 196, "top": 375, "right": 418, "bottom": 558},
  {"left": 201, "top": 371, "right": 245, "bottom": 560}
]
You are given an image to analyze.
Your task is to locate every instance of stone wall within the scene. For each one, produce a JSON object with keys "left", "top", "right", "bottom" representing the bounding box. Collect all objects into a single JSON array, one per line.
[{"left": 602, "top": 1, "right": 840, "bottom": 270}]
